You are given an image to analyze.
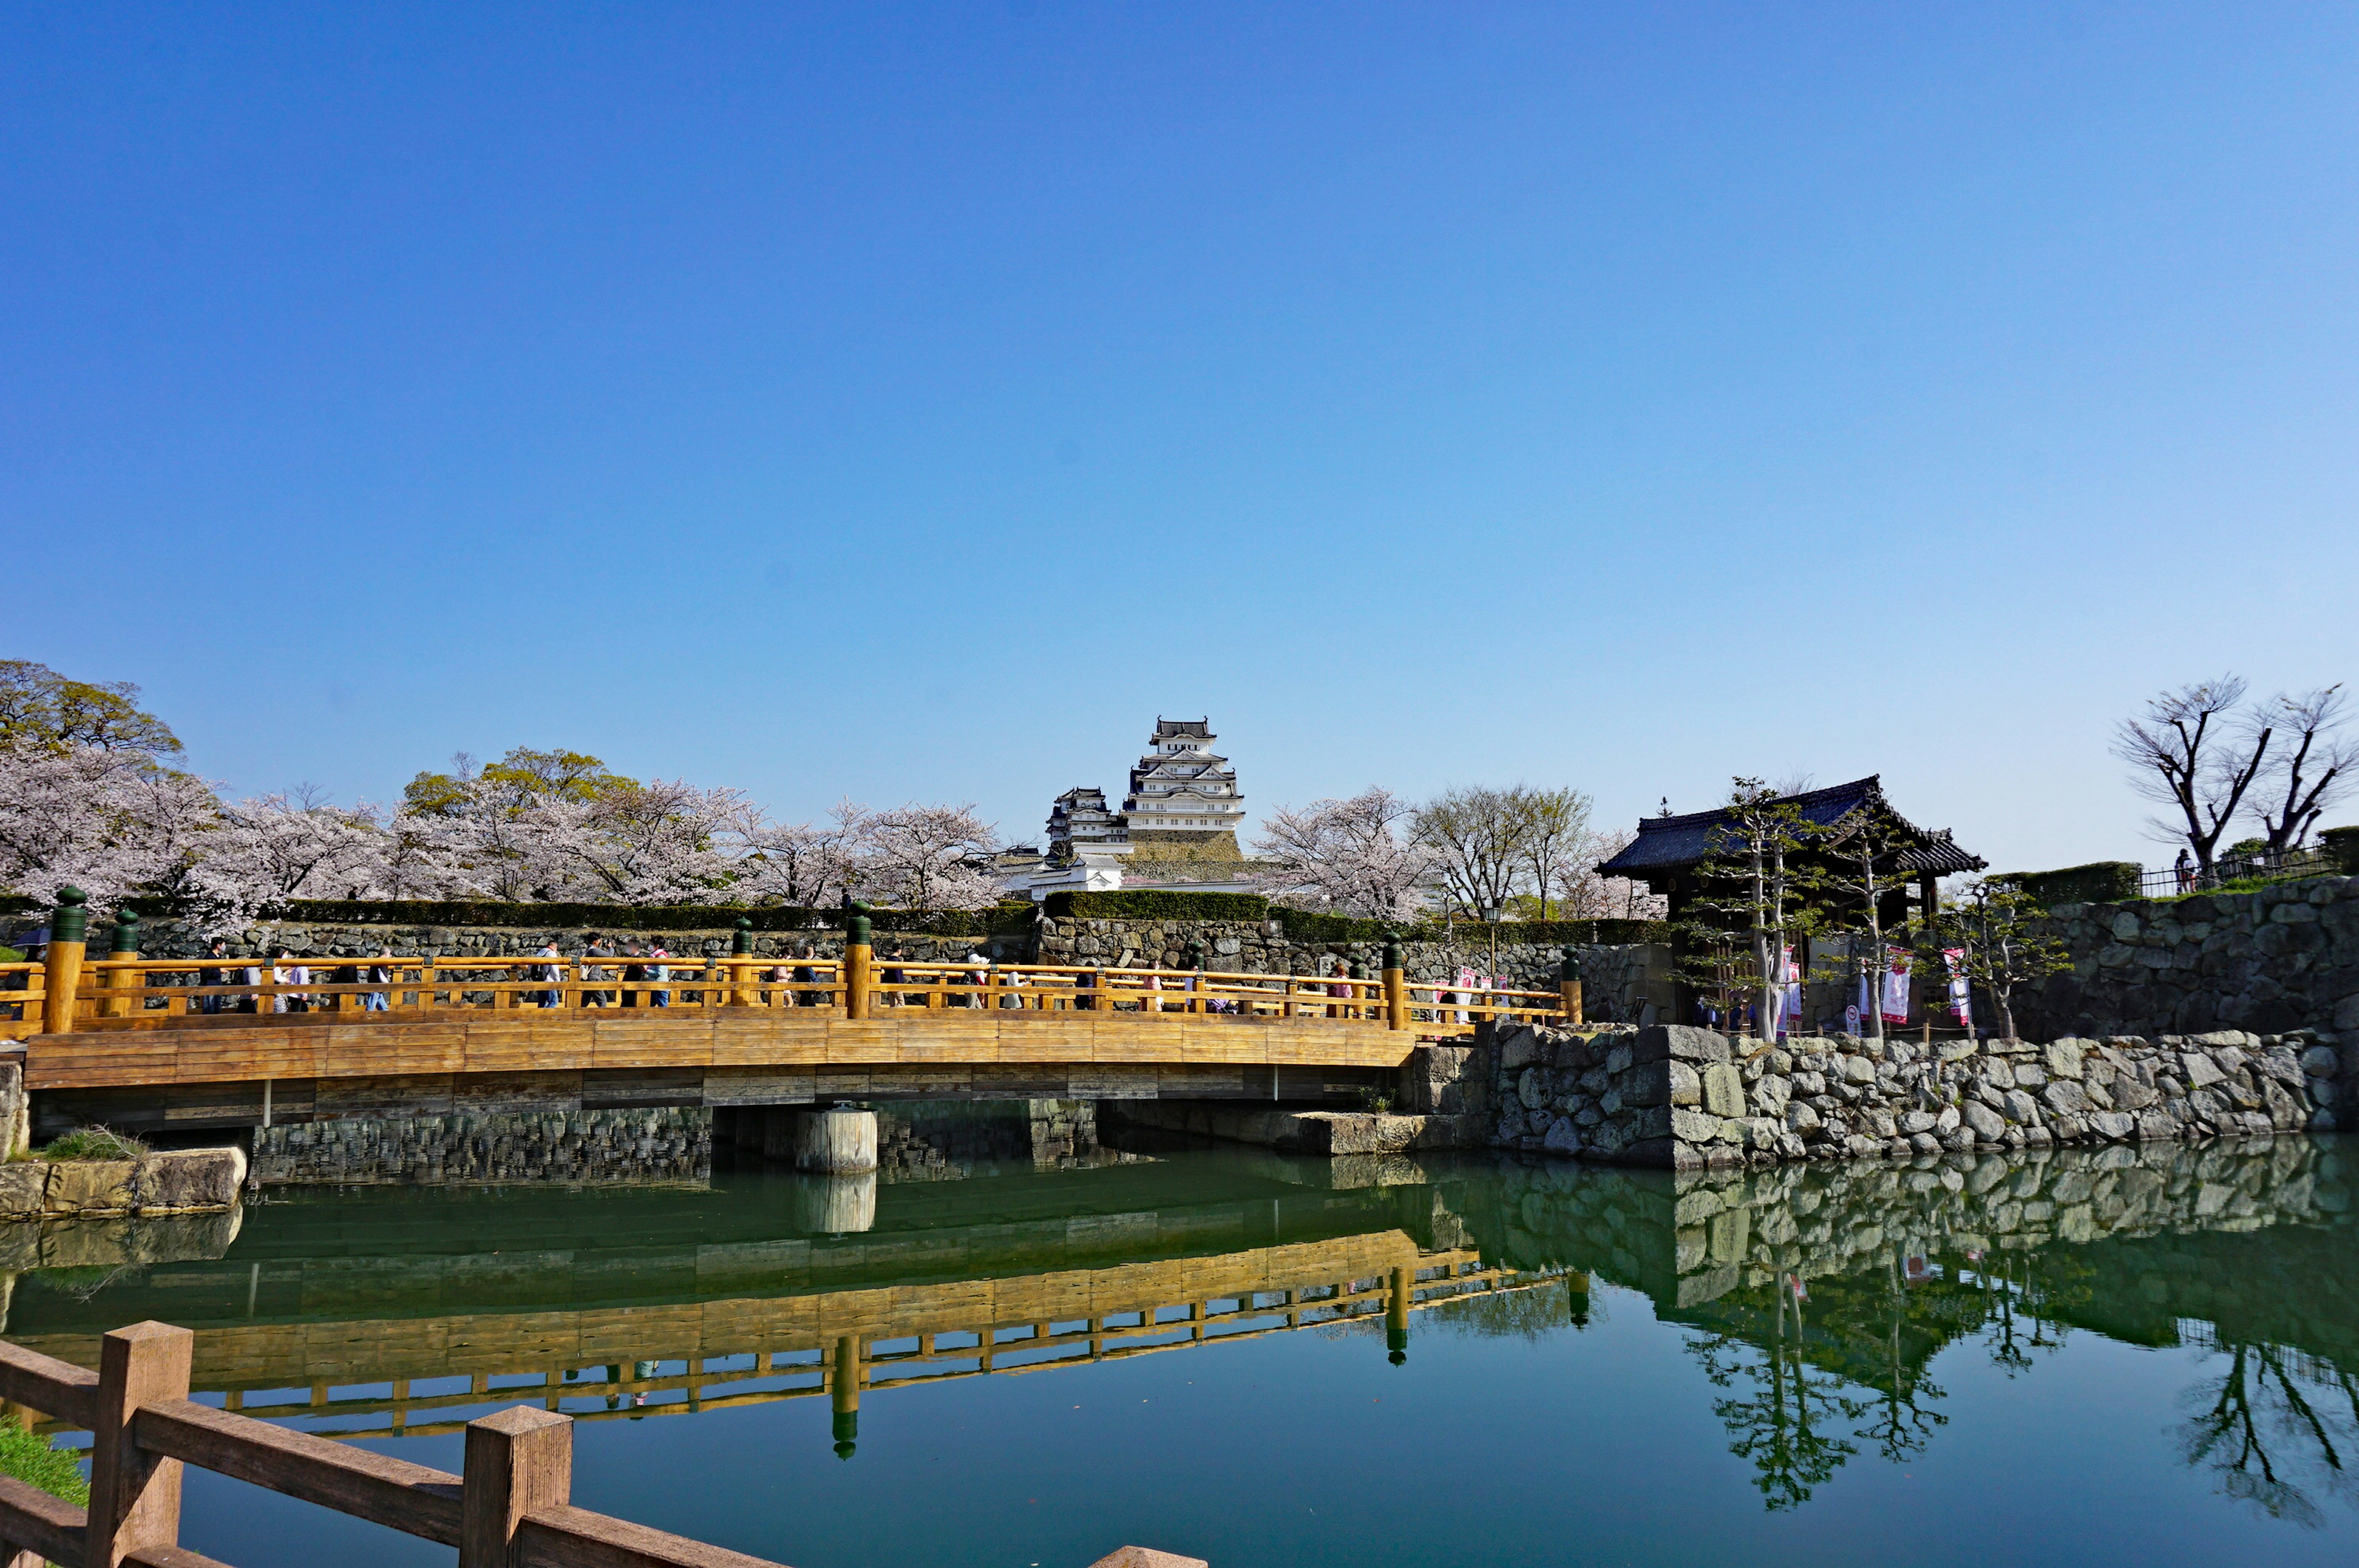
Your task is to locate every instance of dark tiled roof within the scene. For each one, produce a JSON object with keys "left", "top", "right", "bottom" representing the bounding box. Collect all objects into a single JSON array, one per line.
[
  {"left": 1597, "top": 775, "right": 1985, "bottom": 878},
  {"left": 1154, "top": 717, "right": 1212, "bottom": 739}
]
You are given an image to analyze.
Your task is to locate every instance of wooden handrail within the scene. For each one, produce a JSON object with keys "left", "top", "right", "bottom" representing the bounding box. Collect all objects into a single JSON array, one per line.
[{"left": 0, "top": 1322, "right": 798, "bottom": 1568}]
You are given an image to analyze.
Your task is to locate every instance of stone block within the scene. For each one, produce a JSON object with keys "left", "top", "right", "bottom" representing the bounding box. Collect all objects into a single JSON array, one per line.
[
  {"left": 1962, "top": 1102, "right": 2006, "bottom": 1141},
  {"left": 0, "top": 1162, "right": 45, "bottom": 1219},
  {"left": 2043, "top": 1041, "right": 2086, "bottom": 1080},
  {"left": 1700, "top": 1062, "right": 1747, "bottom": 1119},
  {"left": 134, "top": 1147, "right": 248, "bottom": 1212},
  {"left": 1542, "top": 1117, "right": 1582, "bottom": 1156},
  {"left": 46, "top": 1160, "right": 137, "bottom": 1214},
  {"left": 1630, "top": 1025, "right": 1731, "bottom": 1065},
  {"left": 2087, "top": 1110, "right": 2135, "bottom": 1141},
  {"left": 1670, "top": 1108, "right": 1723, "bottom": 1145},
  {"left": 2181, "top": 1054, "right": 2227, "bottom": 1089},
  {"left": 1497, "top": 1027, "right": 1541, "bottom": 1071}
]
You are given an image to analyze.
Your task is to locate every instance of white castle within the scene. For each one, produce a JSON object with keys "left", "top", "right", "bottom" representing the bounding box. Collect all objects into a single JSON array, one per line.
[{"left": 1029, "top": 719, "right": 1250, "bottom": 895}]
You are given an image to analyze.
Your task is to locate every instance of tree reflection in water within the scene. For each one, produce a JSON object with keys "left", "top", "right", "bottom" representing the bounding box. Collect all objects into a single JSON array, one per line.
[{"left": 2178, "top": 1337, "right": 2359, "bottom": 1528}]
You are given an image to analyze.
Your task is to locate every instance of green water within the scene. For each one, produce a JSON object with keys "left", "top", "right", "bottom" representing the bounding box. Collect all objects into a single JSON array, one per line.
[{"left": 10, "top": 1128, "right": 2357, "bottom": 1566}]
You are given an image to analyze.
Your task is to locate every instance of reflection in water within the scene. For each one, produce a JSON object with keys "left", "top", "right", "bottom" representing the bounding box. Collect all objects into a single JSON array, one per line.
[{"left": 2, "top": 1122, "right": 2354, "bottom": 1548}]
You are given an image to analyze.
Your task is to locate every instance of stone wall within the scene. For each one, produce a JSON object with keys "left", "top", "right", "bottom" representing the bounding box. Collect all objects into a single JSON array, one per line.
[
  {"left": 1479, "top": 1021, "right": 2341, "bottom": 1171},
  {"left": 0, "top": 1146, "right": 246, "bottom": 1218},
  {"left": 2020, "top": 875, "right": 2359, "bottom": 1052},
  {"left": 251, "top": 1108, "right": 711, "bottom": 1185}
]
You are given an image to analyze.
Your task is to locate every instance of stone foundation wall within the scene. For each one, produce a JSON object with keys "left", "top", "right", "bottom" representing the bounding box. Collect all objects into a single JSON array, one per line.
[
  {"left": 251, "top": 1108, "right": 711, "bottom": 1185},
  {"left": 2021, "top": 875, "right": 2359, "bottom": 1048},
  {"left": 1479, "top": 1022, "right": 2341, "bottom": 1171}
]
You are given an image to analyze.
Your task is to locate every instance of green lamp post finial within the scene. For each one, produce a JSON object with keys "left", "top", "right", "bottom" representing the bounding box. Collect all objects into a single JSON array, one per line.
[
  {"left": 1560, "top": 948, "right": 1582, "bottom": 983},
  {"left": 111, "top": 908, "right": 141, "bottom": 954},
  {"left": 732, "top": 916, "right": 754, "bottom": 956},
  {"left": 847, "top": 900, "right": 872, "bottom": 946}
]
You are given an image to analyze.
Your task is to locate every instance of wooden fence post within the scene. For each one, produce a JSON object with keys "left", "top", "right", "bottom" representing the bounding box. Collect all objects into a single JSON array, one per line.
[
  {"left": 460, "top": 1406, "right": 573, "bottom": 1568},
  {"left": 844, "top": 905, "right": 873, "bottom": 1021},
  {"left": 1559, "top": 950, "right": 1584, "bottom": 1028},
  {"left": 1382, "top": 939, "right": 1407, "bottom": 1031},
  {"left": 100, "top": 909, "right": 139, "bottom": 1020},
  {"left": 39, "top": 887, "right": 87, "bottom": 1036},
  {"left": 1386, "top": 1266, "right": 1410, "bottom": 1364},
  {"left": 86, "top": 1320, "right": 193, "bottom": 1568},
  {"left": 731, "top": 918, "right": 755, "bottom": 1007}
]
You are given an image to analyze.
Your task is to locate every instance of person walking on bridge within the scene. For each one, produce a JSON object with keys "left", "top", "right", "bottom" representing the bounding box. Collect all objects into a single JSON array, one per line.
[{"left": 534, "top": 941, "right": 563, "bottom": 1008}]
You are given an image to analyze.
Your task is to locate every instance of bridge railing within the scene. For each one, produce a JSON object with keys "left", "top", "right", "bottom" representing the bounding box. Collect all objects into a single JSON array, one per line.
[
  {"left": 18, "top": 954, "right": 1578, "bottom": 1035},
  {"left": 0, "top": 1320, "right": 791, "bottom": 1568}
]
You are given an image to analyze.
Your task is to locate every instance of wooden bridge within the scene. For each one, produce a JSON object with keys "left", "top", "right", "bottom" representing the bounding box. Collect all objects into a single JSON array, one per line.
[{"left": 5, "top": 907, "right": 1579, "bottom": 1136}]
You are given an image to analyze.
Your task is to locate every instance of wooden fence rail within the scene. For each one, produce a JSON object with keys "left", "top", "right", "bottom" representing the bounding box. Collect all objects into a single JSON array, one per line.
[
  {"left": 0, "top": 1321, "right": 790, "bottom": 1568},
  {"left": 9, "top": 943, "right": 1582, "bottom": 1039}
]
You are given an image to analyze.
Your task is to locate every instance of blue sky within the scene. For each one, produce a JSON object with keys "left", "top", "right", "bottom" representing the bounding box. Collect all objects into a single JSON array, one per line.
[{"left": 5, "top": 2, "right": 2353, "bottom": 872}]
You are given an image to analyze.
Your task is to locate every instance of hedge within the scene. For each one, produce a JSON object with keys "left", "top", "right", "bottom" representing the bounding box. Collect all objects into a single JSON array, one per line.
[
  {"left": 2006, "top": 862, "right": 2143, "bottom": 907},
  {"left": 2325, "top": 825, "right": 2359, "bottom": 876},
  {"left": 1043, "top": 891, "right": 1270, "bottom": 921},
  {"left": 0, "top": 897, "right": 1035, "bottom": 938}
]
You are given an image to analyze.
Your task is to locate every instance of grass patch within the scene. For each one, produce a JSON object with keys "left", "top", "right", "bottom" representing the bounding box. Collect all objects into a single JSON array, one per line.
[
  {"left": 0, "top": 1413, "right": 87, "bottom": 1508},
  {"left": 32, "top": 1126, "right": 150, "bottom": 1162}
]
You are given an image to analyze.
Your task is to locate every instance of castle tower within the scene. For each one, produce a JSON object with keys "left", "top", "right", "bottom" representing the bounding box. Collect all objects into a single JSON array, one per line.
[{"left": 1121, "top": 718, "right": 1245, "bottom": 860}]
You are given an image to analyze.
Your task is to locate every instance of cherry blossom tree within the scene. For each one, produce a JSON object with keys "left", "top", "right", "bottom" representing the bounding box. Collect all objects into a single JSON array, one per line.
[
  {"left": 190, "top": 789, "right": 390, "bottom": 918},
  {"left": 734, "top": 798, "right": 864, "bottom": 908},
  {"left": 1252, "top": 787, "right": 1435, "bottom": 919},
  {"left": 526, "top": 779, "right": 749, "bottom": 903},
  {"left": 853, "top": 803, "right": 1001, "bottom": 910},
  {"left": 0, "top": 740, "right": 222, "bottom": 915}
]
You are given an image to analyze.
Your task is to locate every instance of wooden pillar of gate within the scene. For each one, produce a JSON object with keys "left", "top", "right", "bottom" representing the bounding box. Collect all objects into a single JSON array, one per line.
[
  {"left": 844, "top": 905, "right": 873, "bottom": 1020},
  {"left": 1382, "top": 938, "right": 1407, "bottom": 1031},
  {"left": 1559, "top": 949, "right": 1584, "bottom": 1028},
  {"left": 100, "top": 908, "right": 140, "bottom": 1018},
  {"left": 40, "top": 887, "right": 87, "bottom": 1036}
]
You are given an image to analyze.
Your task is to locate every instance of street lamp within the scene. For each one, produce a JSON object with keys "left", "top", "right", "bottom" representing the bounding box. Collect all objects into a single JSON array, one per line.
[{"left": 1481, "top": 902, "right": 1504, "bottom": 976}]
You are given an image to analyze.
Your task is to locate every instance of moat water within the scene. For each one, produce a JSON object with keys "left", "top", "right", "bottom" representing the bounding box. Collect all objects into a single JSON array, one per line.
[{"left": 7, "top": 1110, "right": 2356, "bottom": 1567}]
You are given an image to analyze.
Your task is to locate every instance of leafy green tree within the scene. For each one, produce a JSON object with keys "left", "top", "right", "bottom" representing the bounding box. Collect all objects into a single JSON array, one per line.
[{"left": 0, "top": 660, "right": 182, "bottom": 759}]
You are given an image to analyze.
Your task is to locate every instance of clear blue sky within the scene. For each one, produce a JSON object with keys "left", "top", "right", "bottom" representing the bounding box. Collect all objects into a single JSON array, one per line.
[{"left": 6, "top": 3, "right": 2353, "bottom": 872}]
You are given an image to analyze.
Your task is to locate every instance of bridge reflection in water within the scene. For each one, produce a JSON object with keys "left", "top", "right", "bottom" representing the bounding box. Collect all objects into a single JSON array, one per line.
[
  {"left": 3, "top": 1124, "right": 2355, "bottom": 1527},
  {"left": 1, "top": 1124, "right": 1565, "bottom": 1457}
]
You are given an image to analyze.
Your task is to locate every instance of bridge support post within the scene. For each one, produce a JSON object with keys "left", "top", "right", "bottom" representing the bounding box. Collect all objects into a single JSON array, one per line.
[
  {"left": 101, "top": 908, "right": 139, "bottom": 1019},
  {"left": 1559, "top": 950, "right": 1584, "bottom": 1028},
  {"left": 845, "top": 905, "right": 873, "bottom": 1020},
  {"left": 40, "top": 887, "right": 87, "bottom": 1036},
  {"left": 795, "top": 1107, "right": 878, "bottom": 1174},
  {"left": 1386, "top": 1266, "right": 1410, "bottom": 1364},
  {"left": 830, "top": 1335, "right": 861, "bottom": 1458},
  {"left": 1382, "top": 940, "right": 1407, "bottom": 1031}
]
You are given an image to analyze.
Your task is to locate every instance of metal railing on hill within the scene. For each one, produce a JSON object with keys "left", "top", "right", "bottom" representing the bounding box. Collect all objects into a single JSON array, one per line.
[{"left": 2136, "top": 843, "right": 2336, "bottom": 899}]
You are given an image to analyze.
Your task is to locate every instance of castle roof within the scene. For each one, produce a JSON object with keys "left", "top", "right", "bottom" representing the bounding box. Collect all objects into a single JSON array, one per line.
[{"left": 1597, "top": 775, "right": 1984, "bottom": 879}]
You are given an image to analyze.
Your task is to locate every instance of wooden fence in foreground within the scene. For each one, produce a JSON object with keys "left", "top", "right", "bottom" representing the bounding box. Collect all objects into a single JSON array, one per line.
[
  {"left": 0, "top": 1322, "right": 1199, "bottom": 1568},
  {"left": 0, "top": 1318, "right": 801, "bottom": 1568}
]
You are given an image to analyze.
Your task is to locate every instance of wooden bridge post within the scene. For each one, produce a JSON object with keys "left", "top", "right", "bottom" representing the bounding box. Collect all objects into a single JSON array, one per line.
[
  {"left": 1382, "top": 939, "right": 1407, "bottom": 1031},
  {"left": 1348, "top": 959, "right": 1366, "bottom": 1021},
  {"left": 1386, "top": 1266, "right": 1410, "bottom": 1364},
  {"left": 844, "top": 905, "right": 873, "bottom": 1021},
  {"left": 1559, "top": 950, "right": 1584, "bottom": 1028},
  {"left": 87, "top": 1320, "right": 193, "bottom": 1567},
  {"left": 730, "top": 918, "right": 755, "bottom": 1007},
  {"left": 830, "top": 1335, "right": 860, "bottom": 1457},
  {"left": 460, "top": 1405, "right": 573, "bottom": 1568},
  {"left": 100, "top": 908, "right": 139, "bottom": 1019},
  {"left": 39, "top": 886, "right": 87, "bottom": 1036}
]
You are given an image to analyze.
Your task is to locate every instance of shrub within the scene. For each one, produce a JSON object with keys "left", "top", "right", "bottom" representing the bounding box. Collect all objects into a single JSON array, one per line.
[
  {"left": 2325, "top": 825, "right": 2359, "bottom": 876},
  {"left": 1044, "top": 891, "right": 1270, "bottom": 921},
  {"left": 33, "top": 1126, "right": 150, "bottom": 1162},
  {"left": 0, "top": 1414, "right": 87, "bottom": 1508},
  {"left": 2005, "top": 862, "right": 2142, "bottom": 907}
]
